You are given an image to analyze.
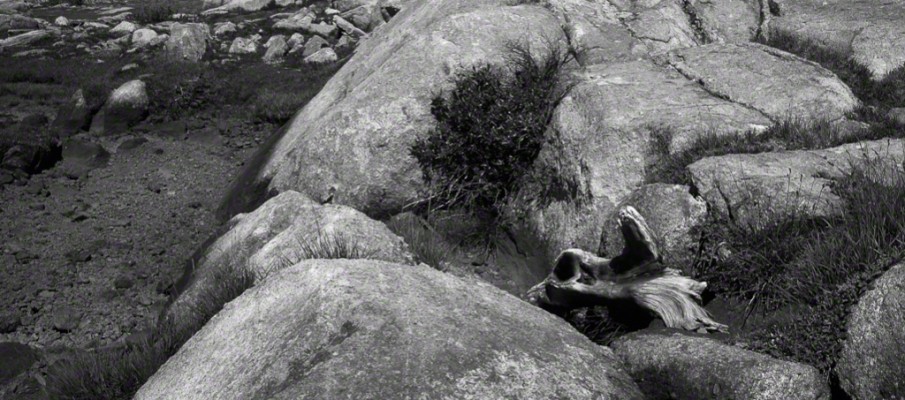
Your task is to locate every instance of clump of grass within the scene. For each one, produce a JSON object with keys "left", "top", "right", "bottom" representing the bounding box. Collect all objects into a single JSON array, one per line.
[
  {"left": 269, "top": 232, "right": 377, "bottom": 275},
  {"left": 250, "top": 89, "right": 301, "bottom": 124},
  {"left": 645, "top": 116, "right": 904, "bottom": 185},
  {"left": 134, "top": 0, "right": 176, "bottom": 24},
  {"left": 294, "top": 232, "right": 376, "bottom": 261},
  {"left": 144, "top": 58, "right": 342, "bottom": 122},
  {"left": 410, "top": 42, "right": 572, "bottom": 217},
  {"left": 386, "top": 214, "right": 456, "bottom": 270},
  {"left": 696, "top": 159, "right": 905, "bottom": 373},
  {"left": 46, "top": 260, "right": 255, "bottom": 400}
]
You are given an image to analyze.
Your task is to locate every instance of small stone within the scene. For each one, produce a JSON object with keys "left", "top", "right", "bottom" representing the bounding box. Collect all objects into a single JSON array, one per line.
[
  {"left": 213, "top": 21, "right": 236, "bottom": 36},
  {"left": 304, "top": 47, "right": 337, "bottom": 64},
  {"left": 147, "top": 181, "right": 163, "bottom": 193},
  {"left": 120, "top": 63, "right": 139, "bottom": 72},
  {"left": 54, "top": 16, "right": 70, "bottom": 26},
  {"left": 113, "top": 275, "right": 134, "bottom": 289},
  {"left": 0, "top": 311, "right": 21, "bottom": 333},
  {"left": 117, "top": 137, "right": 148, "bottom": 151},
  {"left": 52, "top": 307, "right": 82, "bottom": 333},
  {"left": 64, "top": 248, "right": 92, "bottom": 263},
  {"left": 228, "top": 36, "right": 258, "bottom": 54},
  {"left": 301, "top": 35, "right": 328, "bottom": 57}
]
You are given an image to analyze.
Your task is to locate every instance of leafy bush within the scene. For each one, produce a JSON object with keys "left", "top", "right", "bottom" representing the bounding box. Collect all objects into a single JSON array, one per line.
[
  {"left": 251, "top": 89, "right": 302, "bottom": 124},
  {"left": 695, "top": 160, "right": 905, "bottom": 373},
  {"left": 410, "top": 43, "right": 572, "bottom": 215}
]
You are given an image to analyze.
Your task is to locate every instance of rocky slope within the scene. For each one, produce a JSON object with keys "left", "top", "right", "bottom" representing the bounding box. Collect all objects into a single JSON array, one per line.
[{"left": 2, "top": 0, "right": 904, "bottom": 399}]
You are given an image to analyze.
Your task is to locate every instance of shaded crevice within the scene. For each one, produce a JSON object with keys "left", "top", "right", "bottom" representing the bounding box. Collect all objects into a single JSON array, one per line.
[
  {"left": 680, "top": 0, "right": 712, "bottom": 45},
  {"left": 714, "top": 182, "right": 737, "bottom": 224}
]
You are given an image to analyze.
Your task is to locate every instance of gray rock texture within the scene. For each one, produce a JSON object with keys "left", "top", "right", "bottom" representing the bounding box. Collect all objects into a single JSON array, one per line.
[
  {"left": 507, "top": 59, "right": 769, "bottom": 255},
  {"left": 668, "top": 43, "right": 859, "bottom": 122},
  {"left": 138, "top": 260, "right": 644, "bottom": 400},
  {"left": 770, "top": 0, "right": 905, "bottom": 79},
  {"left": 612, "top": 332, "right": 829, "bottom": 400},
  {"left": 837, "top": 263, "right": 905, "bottom": 400},
  {"left": 688, "top": 138, "right": 905, "bottom": 230},
  {"left": 165, "top": 23, "right": 210, "bottom": 62}
]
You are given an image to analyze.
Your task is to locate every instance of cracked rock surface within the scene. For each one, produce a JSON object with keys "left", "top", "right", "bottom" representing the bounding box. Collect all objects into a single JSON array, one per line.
[
  {"left": 688, "top": 138, "right": 905, "bottom": 229},
  {"left": 668, "top": 42, "right": 859, "bottom": 121},
  {"left": 137, "top": 260, "right": 645, "bottom": 400}
]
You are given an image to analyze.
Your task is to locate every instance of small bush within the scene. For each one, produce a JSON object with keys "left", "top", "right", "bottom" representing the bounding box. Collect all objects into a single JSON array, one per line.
[
  {"left": 134, "top": 0, "right": 176, "bottom": 25},
  {"left": 410, "top": 43, "right": 572, "bottom": 215},
  {"left": 386, "top": 215, "right": 455, "bottom": 270},
  {"left": 251, "top": 90, "right": 302, "bottom": 124}
]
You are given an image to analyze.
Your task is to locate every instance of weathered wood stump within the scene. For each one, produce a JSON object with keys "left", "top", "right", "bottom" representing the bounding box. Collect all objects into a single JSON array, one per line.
[{"left": 527, "top": 206, "right": 727, "bottom": 332}]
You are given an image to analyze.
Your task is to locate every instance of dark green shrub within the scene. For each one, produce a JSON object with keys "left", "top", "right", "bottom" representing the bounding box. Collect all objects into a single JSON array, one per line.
[{"left": 410, "top": 43, "right": 572, "bottom": 214}]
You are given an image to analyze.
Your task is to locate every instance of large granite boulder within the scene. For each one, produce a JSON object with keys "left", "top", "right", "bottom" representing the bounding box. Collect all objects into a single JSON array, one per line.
[
  {"left": 837, "top": 263, "right": 905, "bottom": 400},
  {"left": 507, "top": 59, "right": 769, "bottom": 255},
  {"left": 137, "top": 260, "right": 645, "bottom": 399},
  {"left": 221, "top": 0, "right": 569, "bottom": 219},
  {"left": 612, "top": 332, "right": 829, "bottom": 400},
  {"left": 668, "top": 43, "right": 859, "bottom": 122},
  {"left": 166, "top": 191, "right": 412, "bottom": 328},
  {"left": 600, "top": 0, "right": 760, "bottom": 54},
  {"left": 688, "top": 138, "right": 905, "bottom": 230},
  {"left": 90, "top": 80, "right": 148, "bottom": 136},
  {"left": 770, "top": 0, "right": 905, "bottom": 79}
]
